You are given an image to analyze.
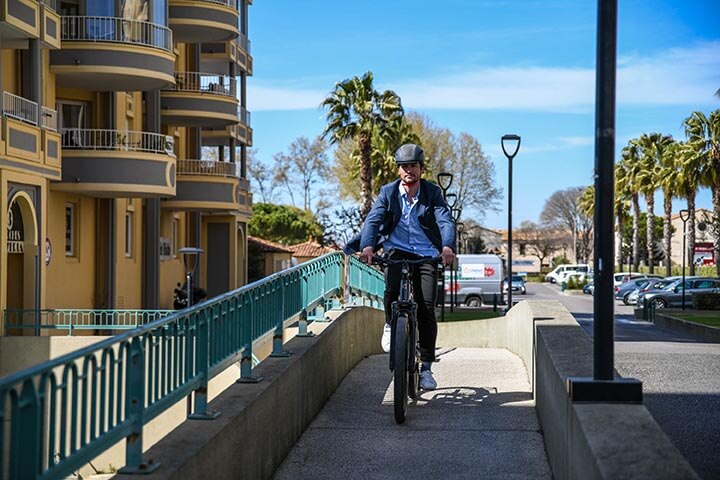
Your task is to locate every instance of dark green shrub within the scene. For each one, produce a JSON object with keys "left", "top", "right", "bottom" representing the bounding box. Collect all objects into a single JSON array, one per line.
[
  {"left": 692, "top": 293, "right": 720, "bottom": 310},
  {"left": 566, "top": 276, "right": 587, "bottom": 290}
]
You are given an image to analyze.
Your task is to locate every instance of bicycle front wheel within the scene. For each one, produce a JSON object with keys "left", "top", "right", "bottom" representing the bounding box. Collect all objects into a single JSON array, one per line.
[{"left": 393, "top": 314, "right": 409, "bottom": 424}]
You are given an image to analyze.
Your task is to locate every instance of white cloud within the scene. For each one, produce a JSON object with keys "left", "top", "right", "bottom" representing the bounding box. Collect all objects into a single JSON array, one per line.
[{"left": 248, "top": 42, "right": 720, "bottom": 112}]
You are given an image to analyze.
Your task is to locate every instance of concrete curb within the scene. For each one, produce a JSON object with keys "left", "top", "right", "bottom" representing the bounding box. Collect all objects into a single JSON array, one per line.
[{"left": 654, "top": 312, "right": 720, "bottom": 343}]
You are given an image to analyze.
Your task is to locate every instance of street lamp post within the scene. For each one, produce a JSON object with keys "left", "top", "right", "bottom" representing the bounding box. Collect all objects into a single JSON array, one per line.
[
  {"left": 178, "top": 247, "right": 204, "bottom": 308},
  {"left": 501, "top": 134, "right": 521, "bottom": 312},
  {"left": 437, "top": 173, "right": 454, "bottom": 322},
  {"left": 679, "top": 209, "right": 690, "bottom": 310},
  {"left": 451, "top": 209, "right": 462, "bottom": 312},
  {"left": 461, "top": 231, "right": 469, "bottom": 254}
]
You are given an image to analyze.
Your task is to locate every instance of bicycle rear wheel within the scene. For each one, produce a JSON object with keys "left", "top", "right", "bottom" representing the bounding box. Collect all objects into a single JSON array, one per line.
[{"left": 393, "top": 314, "right": 409, "bottom": 424}]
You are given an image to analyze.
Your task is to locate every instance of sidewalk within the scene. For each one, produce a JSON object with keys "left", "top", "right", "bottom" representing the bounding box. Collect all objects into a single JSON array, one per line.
[{"left": 273, "top": 348, "right": 551, "bottom": 479}]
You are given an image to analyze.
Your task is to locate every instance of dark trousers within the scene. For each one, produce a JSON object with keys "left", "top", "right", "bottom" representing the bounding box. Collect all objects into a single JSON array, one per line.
[{"left": 383, "top": 250, "right": 438, "bottom": 363}]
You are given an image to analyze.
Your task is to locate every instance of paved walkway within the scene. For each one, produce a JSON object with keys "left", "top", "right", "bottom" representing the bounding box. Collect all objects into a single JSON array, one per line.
[{"left": 273, "top": 348, "right": 551, "bottom": 479}]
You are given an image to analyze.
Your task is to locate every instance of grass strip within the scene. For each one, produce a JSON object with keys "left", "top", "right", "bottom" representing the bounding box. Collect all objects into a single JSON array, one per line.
[{"left": 671, "top": 312, "right": 720, "bottom": 328}]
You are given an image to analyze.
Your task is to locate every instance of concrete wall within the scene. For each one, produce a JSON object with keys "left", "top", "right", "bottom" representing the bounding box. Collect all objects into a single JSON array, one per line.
[
  {"left": 437, "top": 300, "right": 698, "bottom": 480},
  {"left": 110, "top": 307, "right": 385, "bottom": 480}
]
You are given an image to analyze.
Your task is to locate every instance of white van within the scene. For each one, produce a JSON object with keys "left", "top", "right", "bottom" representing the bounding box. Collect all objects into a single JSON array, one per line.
[
  {"left": 545, "top": 264, "right": 591, "bottom": 284},
  {"left": 443, "top": 254, "right": 504, "bottom": 307}
]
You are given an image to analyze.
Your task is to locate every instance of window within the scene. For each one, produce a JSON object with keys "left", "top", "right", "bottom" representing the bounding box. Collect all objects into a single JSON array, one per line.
[
  {"left": 65, "top": 203, "right": 76, "bottom": 256},
  {"left": 172, "top": 218, "right": 178, "bottom": 257},
  {"left": 125, "top": 212, "right": 133, "bottom": 257}
]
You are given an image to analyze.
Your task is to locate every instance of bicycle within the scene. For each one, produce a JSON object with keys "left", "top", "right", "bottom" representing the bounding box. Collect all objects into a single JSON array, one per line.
[{"left": 373, "top": 254, "right": 440, "bottom": 424}]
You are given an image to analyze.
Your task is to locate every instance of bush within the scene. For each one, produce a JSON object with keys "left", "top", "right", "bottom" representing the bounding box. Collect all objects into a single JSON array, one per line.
[
  {"left": 692, "top": 292, "right": 720, "bottom": 310},
  {"left": 566, "top": 276, "right": 588, "bottom": 290}
]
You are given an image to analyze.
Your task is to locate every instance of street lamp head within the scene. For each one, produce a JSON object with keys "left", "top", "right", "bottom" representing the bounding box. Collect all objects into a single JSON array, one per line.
[
  {"left": 178, "top": 247, "right": 204, "bottom": 274},
  {"left": 445, "top": 193, "right": 458, "bottom": 208},
  {"left": 679, "top": 209, "right": 690, "bottom": 223},
  {"left": 437, "top": 172, "right": 453, "bottom": 191},
  {"left": 461, "top": 231, "right": 469, "bottom": 240},
  {"left": 501, "top": 134, "right": 521, "bottom": 159},
  {"left": 452, "top": 208, "right": 462, "bottom": 223},
  {"left": 457, "top": 222, "right": 465, "bottom": 234}
]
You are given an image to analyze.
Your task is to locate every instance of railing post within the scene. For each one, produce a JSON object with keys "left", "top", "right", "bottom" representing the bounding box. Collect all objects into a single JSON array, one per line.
[
  {"left": 237, "top": 297, "right": 262, "bottom": 383},
  {"left": 188, "top": 309, "right": 220, "bottom": 420},
  {"left": 118, "top": 337, "right": 159, "bottom": 474},
  {"left": 296, "top": 309, "right": 314, "bottom": 337},
  {"left": 270, "top": 284, "right": 291, "bottom": 357}
]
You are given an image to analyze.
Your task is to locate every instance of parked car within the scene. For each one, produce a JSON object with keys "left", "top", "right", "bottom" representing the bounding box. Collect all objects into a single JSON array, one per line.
[
  {"left": 626, "top": 277, "right": 684, "bottom": 305},
  {"left": 638, "top": 277, "right": 720, "bottom": 309},
  {"left": 614, "top": 278, "right": 653, "bottom": 304},
  {"left": 612, "top": 272, "right": 663, "bottom": 288},
  {"left": 545, "top": 264, "right": 591, "bottom": 284},
  {"left": 583, "top": 282, "right": 594, "bottom": 295},
  {"left": 503, "top": 275, "right": 527, "bottom": 295}
]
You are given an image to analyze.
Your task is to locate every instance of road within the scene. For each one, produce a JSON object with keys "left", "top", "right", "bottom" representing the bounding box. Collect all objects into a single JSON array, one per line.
[{"left": 527, "top": 282, "right": 720, "bottom": 480}]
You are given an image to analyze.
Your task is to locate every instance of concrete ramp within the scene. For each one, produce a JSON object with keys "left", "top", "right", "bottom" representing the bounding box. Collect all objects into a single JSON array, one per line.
[{"left": 273, "top": 348, "right": 552, "bottom": 479}]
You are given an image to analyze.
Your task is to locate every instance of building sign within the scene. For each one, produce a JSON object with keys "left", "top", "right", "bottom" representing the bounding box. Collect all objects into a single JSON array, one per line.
[
  {"left": 7, "top": 202, "right": 24, "bottom": 254},
  {"left": 694, "top": 243, "right": 716, "bottom": 266},
  {"left": 460, "top": 263, "right": 497, "bottom": 279},
  {"left": 159, "top": 237, "right": 172, "bottom": 260}
]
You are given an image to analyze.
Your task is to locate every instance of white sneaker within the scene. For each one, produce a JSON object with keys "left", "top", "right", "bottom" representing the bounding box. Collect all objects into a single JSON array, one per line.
[
  {"left": 381, "top": 323, "right": 392, "bottom": 353},
  {"left": 419, "top": 370, "right": 437, "bottom": 390}
]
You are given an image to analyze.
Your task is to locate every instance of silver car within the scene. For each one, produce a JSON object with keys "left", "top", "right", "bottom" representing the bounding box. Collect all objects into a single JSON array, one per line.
[{"left": 639, "top": 278, "right": 720, "bottom": 309}]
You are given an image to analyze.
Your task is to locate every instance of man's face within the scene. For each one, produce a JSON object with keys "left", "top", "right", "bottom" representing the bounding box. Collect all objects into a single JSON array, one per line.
[{"left": 397, "top": 162, "right": 423, "bottom": 184}]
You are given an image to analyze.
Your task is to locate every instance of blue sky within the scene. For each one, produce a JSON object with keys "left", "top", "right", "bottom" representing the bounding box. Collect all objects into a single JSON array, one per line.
[{"left": 247, "top": 0, "right": 720, "bottom": 230}]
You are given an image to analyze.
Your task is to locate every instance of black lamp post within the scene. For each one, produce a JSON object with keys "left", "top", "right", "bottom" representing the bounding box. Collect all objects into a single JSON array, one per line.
[
  {"left": 451, "top": 209, "right": 462, "bottom": 312},
  {"left": 178, "top": 247, "right": 203, "bottom": 308},
  {"left": 679, "top": 209, "right": 690, "bottom": 310},
  {"left": 437, "top": 173, "right": 454, "bottom": 322},
  {"left": 461, "top": 231, "right": 469, "bottom": 254},
  {"left": 501, "top": 134, "right": 521, "bottom": 312}
]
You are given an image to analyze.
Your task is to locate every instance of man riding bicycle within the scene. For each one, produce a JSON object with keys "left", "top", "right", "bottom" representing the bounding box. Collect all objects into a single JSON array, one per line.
[{"left": 346, "top": 143, "right": 456, "bottom": 391}]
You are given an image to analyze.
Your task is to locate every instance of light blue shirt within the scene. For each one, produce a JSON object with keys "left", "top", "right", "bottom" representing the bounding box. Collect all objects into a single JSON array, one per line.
[{"left": 383, "top": 184, "right": 439, "bottom": 257}]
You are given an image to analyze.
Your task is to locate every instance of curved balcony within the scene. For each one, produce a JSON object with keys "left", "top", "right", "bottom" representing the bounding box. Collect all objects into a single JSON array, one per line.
[
  {"left": 161, "top": 72, "right": 239, "bottom": 127},
  {"left": 169, "top": 0, "right": 239, "bottom": 43},
  {"left": 236, "top": 105, "right": 252, "bottom": 145},
  {"left": 162, "top": 159, "right": 247, "bottom": 212},
  {"left": 50, "top": 16, "right": 175, "bottom": 91},
  {"left": 54, "top": 129, "right": 176, "bottom": 197}
]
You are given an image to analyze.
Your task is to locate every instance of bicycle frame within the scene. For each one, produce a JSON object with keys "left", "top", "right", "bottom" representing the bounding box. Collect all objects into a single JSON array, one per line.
[{"left": 389, "top": 262, "right": 418, "bottom": 372}]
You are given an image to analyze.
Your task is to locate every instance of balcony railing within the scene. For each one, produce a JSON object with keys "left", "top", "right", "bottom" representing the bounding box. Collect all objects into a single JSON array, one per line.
[
  {"left": 2, "top": 91, "right": 39, "bottom": 126},
  {"left": 61, "top": 128, "right": 174, "bottom": 155},
  {"left": 4, "top": 309, "right": 174, "bottom": 335},
  {"left": 60, "top": 16, "right": 173, "bottom": 52},
  {"left": 41, "top": 106, "right": 58, "bottom": 132},
  {"left": 166, "top": 72, "right": 237, "bottom": 97},
  {"left": 40, "top": 0, "right": 58, "bottom": 12},
  {"left": 237, "top": 32, "right": 251, "bottom": 54},
  {"left": 178, "top": 159, "right": 240, "bottom": 178},
  {"left": 238, "top": 106, "right": 251, "bottom": 127},
  {"left": 202, "top": 0, "right": 238, "bottom": 7}
]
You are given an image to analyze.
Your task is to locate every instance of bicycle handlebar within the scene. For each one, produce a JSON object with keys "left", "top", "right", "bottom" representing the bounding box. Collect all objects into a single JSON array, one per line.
[{"left": 370, "top": 255, "right": 441, "bottom": 267}]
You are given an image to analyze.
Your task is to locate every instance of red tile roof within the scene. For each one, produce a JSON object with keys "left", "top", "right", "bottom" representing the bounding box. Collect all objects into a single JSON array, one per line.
[
  {"left": 248, "top": 236, "right": 293, "bottom": 253},
  {"left": 288, "top": 240, "right": 338, "bottom": 258}
]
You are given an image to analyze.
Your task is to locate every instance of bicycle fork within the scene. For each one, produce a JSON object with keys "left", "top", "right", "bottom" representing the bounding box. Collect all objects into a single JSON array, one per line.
[{"left": 389, "top": 300, "right": 418, "bottom": 372}]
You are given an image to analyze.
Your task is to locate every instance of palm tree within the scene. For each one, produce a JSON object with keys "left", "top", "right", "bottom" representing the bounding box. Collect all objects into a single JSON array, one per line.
[
  {"left": 683, "top": 110, "right": 720, "bottom": 276},
  {"left": 634, "top": 133, "right": 672, "bottom": 273},
  {"left": 620, "top": 142, "right": 643, "bottom": 271},
  {"left": 614, "top": 161, "right": 632, "bottom": 272},
  {"left": 676, "top": 141, "right": 702, "bottom": 275},
  {"left": 321, "top": 72, "right": 404, "bottom": 217},
  {"left": 657, "top": 140, "right": 680, "bottom": 276}
]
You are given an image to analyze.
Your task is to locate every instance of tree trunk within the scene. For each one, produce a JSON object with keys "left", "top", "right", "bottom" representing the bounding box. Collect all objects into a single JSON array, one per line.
[
  {"left": 714, "top": 186, "right": 720, "bottom": 277},
  {"left": 632, "top": 194, "right": 640, "bottom": 272},
  {"left": 616, "top": 211, "right": 624, "bottom": 272},
  {"left": 688, "top": 194, "right": 696, "bottom": 276},
  {"left": 646, "top": 193, "right": 655, "bottom": 273},
  {"left": 663, "top": 191, "right": 672, "bottom": 277},
  {"left": 358, "top": 132, "right": 372, "bottom": 218}
]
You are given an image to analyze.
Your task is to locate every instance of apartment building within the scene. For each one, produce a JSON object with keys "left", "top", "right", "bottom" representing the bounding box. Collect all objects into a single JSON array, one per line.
[{"left": 1, "top": 0, "right": 253, "bottom": 336}]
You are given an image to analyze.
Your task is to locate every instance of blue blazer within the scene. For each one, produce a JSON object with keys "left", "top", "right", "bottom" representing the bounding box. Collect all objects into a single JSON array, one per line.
[{"left": 344, "top": 179, "right": 456, "bottom": 254}]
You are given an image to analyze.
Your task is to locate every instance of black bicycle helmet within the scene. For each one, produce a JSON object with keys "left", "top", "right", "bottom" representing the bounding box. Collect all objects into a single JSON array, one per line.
[{"left": 394, "top": 144, "right": 424, "bottom": 166}]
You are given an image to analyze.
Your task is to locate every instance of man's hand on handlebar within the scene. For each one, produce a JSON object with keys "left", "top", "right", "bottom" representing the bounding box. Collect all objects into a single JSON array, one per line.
[
  {"left": 360, "top": 246, "right": 375, "bottom": 264},
  {"left": 441, "top": 246, "right": 455, "bottom": 267}
]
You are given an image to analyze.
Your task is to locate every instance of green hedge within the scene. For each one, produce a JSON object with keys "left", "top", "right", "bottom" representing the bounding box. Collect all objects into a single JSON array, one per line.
[
  {"left": 566, "top": 276, "right": 588, "bottom": 290},
  {"left": 692, "top": 292, "right": 720, "bottom": 310}
]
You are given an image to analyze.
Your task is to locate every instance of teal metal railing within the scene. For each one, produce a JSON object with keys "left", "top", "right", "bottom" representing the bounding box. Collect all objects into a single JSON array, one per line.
[
  {"left": 0, "top": 252, "right": 347, "bottom": 479},
  {"left": 3, "top": 309, "right": 173, "bottom": 335},
  {"left": 345, "top": 255, "right": 385, "bottom": 307}
]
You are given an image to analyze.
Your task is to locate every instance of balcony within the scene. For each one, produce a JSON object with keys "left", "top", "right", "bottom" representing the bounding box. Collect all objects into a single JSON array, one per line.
[
  {"left": 200, "top": 34, "right": 252, "bottom": 75},
  {"left": 54, "top": 128, "right": 176, "bottom": 197},
  {"left": 236, "top": 105, "right": 252, "bottom": 146},
  {"left": 169, "top": 0, "right": 239, "bottom": 43},
  {"left": 0, "top": 0, "right": 40, "bottom": 45},
  {"left": 1, "top": 91, "right": 60, "bottom": 177},
  {"left": 161, "top": 72, "right": 239, "bottom": 127},
  {"left": 50, "top": 16, "right": 175, "bottom": 91},
  {"left": 162, "top": 159, "right": 247, "bottom": 212}
]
